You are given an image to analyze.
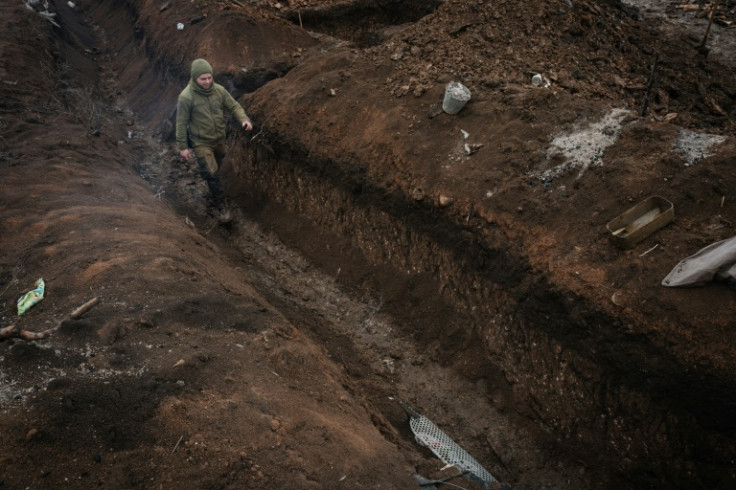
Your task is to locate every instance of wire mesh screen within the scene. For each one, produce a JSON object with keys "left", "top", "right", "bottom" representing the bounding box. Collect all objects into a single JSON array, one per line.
[{"left": 409, "top": 412, "right": 498, "bottom": 484}]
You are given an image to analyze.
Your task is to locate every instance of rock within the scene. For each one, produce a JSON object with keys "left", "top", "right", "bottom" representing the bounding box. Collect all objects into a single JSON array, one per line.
[
  {"left": 25, "top": 428, "right": 39, "bottom": 441},
  {"left": 137, "top": 317, "right": 154, "bottom": 328}
]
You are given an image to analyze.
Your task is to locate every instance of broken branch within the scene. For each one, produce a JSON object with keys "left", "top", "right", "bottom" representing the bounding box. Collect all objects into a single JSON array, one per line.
[
  {"left": 700, "top": 0, "right": 723, "bottom": 49},
  {"left": 640, "top": 53, "right": 659, "bottom": 117},
  {"left": 0, "top": 323, "right": 21, "bottom": 338},
  {"left": 0, "top": 296, "right": 100, "bottom": 341},
  {"left": 70, "top": 296, "right": 100, "bottom": 319}
]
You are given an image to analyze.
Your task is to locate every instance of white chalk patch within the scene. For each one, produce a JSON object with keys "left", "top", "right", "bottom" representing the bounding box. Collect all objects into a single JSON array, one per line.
[
  {"left": 541, "top": 108, "right": 631, "bottom": 180},
  {"left": 673, "top": 129, "right": 726, "bottom": 167}
]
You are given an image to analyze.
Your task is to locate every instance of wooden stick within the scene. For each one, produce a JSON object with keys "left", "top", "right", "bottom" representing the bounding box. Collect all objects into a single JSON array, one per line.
[
  {"left": 15, "top": 326, "right": 60, "bottom": 341},
  {"left": 639, "top": 243, "right": 659, "bottom": 257},
  {"left": 640, "top": 53, "right": 659, "bottom": 117},
  {"left": 70, "top": 297, "right": 100, "bottom": 319},
  {"left": 700, "top": 0, "right": 723, "bottom": 49},
  {"left": 0, "top": 297, "right": 100, "bottom": 341},
  {"left": 0, "top": 323, "right": 20, "bottom": 337},
  {"left": 172, "top": 434, "right": 184, "bottom": 454}
]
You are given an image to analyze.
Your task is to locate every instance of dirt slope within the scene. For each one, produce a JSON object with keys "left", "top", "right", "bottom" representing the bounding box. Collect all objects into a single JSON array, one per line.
[
  {"left": 0, "top": 2, "right": 417, "bottom": 489},
  {"left": 2, "top": 0, "right": 736, "bottom": 489}
]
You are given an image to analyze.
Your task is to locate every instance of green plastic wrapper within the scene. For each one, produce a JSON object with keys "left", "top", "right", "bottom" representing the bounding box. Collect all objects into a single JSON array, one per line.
[{"left": 17, "top": 278, "right": 45, "bottom": 315}]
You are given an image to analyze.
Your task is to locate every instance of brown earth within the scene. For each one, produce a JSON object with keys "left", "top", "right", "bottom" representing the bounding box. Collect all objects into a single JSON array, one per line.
[{"left": 2, "top": 0, "right": 736, "bottom": 489}]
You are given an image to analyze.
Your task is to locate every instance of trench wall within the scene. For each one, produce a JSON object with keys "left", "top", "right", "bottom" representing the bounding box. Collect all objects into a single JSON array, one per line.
[{"left": 228, "top": 136, "right": 736, "bottom": 488}]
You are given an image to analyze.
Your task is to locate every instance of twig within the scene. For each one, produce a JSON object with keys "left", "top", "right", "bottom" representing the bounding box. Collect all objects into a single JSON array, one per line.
[
  {"left": 640, "top": 54, "right": 659, "bottom": 117},
  {"left": 700, "top": 0, "right": 723, "bottom": 49},
  {"left": 0, "top": 297, "right": 100, "bottom": 341},
  {"left": 70, "top": 297, "right": 100, "bottom": 319},
  {"left": 250, "top": 129, "right": 264, "bottom": 142},
  {"left": 0, "top": 323, "right": 21, "bottom": 338},
  {"left": 298, "top": 9, "right": 303, "bottom": 29},
  {"left": 172, "top": 434, "right": 184, "bottom": 454},
  {"left": 639, "top": 243, "right": 659, "bottom": 257}
]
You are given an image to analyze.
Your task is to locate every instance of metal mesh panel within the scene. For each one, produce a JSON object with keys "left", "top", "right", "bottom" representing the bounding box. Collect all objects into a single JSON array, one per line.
[{"left": 409, "top": 412, "right": 498, "bottom": 484}]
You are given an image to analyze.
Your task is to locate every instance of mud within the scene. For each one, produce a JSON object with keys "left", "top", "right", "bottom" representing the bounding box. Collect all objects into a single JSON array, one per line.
[{"left": 2, "top": 0, "right": 736, "bottom": 489}]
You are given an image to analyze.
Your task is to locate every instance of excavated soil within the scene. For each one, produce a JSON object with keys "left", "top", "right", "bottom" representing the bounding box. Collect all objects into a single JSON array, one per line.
[{"left": 2, "top": 1, "right": 736, "bottom": 489}]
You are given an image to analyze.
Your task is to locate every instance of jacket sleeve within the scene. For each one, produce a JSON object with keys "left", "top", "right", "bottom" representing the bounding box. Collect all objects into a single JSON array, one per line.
[
  {"left": 175, "top": 95, "right": 191, "bottom": 150},
  {"left": 222, "top": 88, "right": 252, "bottom": 127}
]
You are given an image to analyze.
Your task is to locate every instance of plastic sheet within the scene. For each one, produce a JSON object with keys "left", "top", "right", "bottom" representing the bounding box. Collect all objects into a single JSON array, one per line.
[
  {"left": 17, "top": 278, "right": 45, "bottom": 315},
  {"left": 662, "top": 235, "right": 736, "bottom": 287}
]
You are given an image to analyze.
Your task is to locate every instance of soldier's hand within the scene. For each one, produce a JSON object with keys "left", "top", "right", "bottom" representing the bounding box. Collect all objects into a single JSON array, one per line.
[{"left": 242, "top": 121, "right": 253, "bottom": 131}]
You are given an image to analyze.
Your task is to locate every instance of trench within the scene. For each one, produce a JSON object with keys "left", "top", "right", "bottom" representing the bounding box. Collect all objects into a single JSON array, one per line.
[
  {"left": 227, "top": 132, "right": 736, "bottom": 489},
  {"left": 55, "top": 0, "right": 736, "bottom": 488},
  {"left": 280, "top": 0, "right": 443, "bottom": 48}
]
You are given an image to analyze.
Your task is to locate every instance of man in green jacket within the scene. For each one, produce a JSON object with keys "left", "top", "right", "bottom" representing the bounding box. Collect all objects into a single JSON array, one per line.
[{"left": 176, "top": 58, "right": 253, "bottom": 223}]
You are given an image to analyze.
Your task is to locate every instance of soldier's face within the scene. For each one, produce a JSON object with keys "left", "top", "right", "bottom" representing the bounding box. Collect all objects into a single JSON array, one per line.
[{"left": 196, "top": 73, "right": 213, "bottom": 89}]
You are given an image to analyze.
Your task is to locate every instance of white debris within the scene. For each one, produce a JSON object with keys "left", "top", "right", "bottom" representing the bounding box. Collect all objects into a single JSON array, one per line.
[
  {"left": 540, "top": 108, "right": 630, "bottom": 180},
  {"left": 25, "top": 1, "right": 60, "bottom": 27},
  {"left": 673, "top": 129, "right": 726, "bottom": 166},
  {"left": 532, "top": 73, "right": 551, "bottom": 88}
]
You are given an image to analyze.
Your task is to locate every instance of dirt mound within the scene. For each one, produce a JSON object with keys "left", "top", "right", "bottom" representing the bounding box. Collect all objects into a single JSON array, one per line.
[{"left": 1, "top": 2, "right": 417, "bottom": 489}]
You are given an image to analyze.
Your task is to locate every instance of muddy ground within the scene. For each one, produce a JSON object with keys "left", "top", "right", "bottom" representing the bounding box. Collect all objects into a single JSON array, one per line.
[{"left": 2, "top": 0, "right": 736, "bottom": 489}]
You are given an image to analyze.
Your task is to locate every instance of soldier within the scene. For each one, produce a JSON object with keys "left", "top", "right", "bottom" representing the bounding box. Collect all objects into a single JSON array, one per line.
[{"left": 176, "top": 58, "right": 252, "bottom": 223}]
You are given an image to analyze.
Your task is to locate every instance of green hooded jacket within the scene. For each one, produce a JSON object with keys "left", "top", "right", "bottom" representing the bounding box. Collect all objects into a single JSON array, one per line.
[{"left": 176, "top": 59, "right": 251, "bottom": 151}]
